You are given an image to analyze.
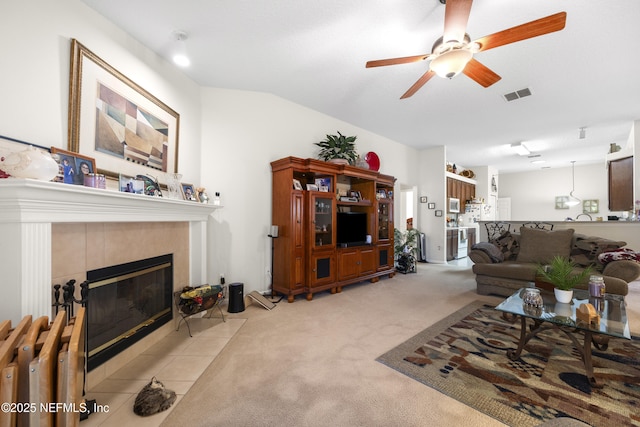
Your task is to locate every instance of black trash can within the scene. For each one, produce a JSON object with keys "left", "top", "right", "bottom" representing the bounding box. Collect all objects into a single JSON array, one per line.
[{"left": 228, "top": 282, "right": 245, "bottom": 313}]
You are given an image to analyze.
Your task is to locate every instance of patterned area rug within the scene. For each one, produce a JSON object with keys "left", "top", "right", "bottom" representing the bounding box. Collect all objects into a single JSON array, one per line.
[{"left": 377, "top": 301, "right": 640, "bottom": 426}]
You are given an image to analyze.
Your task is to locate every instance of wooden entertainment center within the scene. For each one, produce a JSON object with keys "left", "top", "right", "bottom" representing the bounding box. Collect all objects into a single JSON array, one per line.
[{"left": 271, "top": 157, "right": 396, "bottom": 302}]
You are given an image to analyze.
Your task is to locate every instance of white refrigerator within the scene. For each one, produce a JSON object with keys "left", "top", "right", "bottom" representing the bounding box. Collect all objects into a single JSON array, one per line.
[{"left": 464, "top": 203, "right": 494, "bottom": 223}]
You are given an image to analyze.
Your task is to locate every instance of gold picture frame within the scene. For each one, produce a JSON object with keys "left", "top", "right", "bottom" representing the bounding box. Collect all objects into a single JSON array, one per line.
[{"left": 68, "top": 39, "right": 179, "bottom": 179}]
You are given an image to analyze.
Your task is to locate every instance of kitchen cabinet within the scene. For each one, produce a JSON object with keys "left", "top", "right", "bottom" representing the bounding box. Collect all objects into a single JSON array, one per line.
[
  {"left": 608, "top": 156, "right": 633, "bottom": 211},
  {"left": 446, "top": 229, "right": 459, "bottom": 261},
  {"left": 446, "top": 176, "right": 476, "bottom": 212}
]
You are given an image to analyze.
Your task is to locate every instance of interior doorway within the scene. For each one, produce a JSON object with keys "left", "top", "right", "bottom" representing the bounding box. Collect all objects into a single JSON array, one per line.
[{"left": 399, "top": 185, "right": 417, "bottom": 232}]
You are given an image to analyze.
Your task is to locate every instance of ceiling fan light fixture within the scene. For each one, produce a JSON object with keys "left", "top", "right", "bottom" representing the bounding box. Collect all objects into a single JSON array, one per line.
[{"left": 429, "top": 48, "right": 473, "bottom": 79}]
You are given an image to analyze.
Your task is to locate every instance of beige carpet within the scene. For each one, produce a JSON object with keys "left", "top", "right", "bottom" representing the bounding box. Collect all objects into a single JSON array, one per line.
[{"left": 161, "top": 262, "right": 640, "bottom": 427}]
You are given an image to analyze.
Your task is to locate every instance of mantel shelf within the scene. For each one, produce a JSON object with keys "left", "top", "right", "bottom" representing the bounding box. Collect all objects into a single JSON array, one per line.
[{"left": 0, "top": 178, "right": 221, "bottom": 224}]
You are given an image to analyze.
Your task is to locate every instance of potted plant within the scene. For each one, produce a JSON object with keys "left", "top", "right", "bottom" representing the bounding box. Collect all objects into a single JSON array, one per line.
[
  {"left": 536, "top": 256, "right": 592, "bottom": 303},
  {"left": 315, "top": 131, "right": 358, "bottom": 165},
  {"left": 394, "top": 228, "right": 420, "bottom": 274}
]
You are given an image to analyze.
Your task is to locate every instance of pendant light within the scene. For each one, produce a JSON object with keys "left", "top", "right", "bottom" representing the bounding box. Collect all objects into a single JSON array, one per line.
[{"left": 566, "top": 161, "right": 581, "bottom": 207}]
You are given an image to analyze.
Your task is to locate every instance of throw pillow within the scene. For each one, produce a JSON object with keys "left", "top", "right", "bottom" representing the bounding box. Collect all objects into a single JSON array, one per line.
[
  {"left": 571, "top": 235, "right": 627, "bottom": 267},
  {"left": 598, "top": 248, "right": 640, "bottom": 264},
  {"left": 516, "top": 227, "right": 574, "bottom": 264},
  {"left": 490, "top": 231, "right": 519, "bottom": 261}
]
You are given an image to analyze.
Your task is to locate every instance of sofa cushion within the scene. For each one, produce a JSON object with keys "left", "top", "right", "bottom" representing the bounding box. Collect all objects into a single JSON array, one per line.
[
  {"left": 571, "top": 234, "right": 627, "bottom": 268},
  {"left": 516, "top": 227, "right": 574, "bottom": 264},
  {"left": 472, "top": 262, "right": 539, "bottom": 282}
]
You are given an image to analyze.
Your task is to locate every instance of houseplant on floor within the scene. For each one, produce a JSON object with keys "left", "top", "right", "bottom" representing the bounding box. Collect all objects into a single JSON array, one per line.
[
  {"left": 315, "top": 131, "right": 358, "bottom": 165},
  {"left": 536, "top": 256, "right": 592, "bottom": 303},
  {"left": 394, "top": 228, "right": 420, "bottom": 274}
]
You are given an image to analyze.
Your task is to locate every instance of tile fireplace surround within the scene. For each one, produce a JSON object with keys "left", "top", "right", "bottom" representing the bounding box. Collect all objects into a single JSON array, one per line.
[{"left": 0, "top": 179, "right": 221, "bottom": 325}]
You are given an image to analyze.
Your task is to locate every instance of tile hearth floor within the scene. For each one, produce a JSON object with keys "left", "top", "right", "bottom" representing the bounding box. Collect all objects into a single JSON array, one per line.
[{"left": 82, "top": 316, "right": 245, "bottom": 426}]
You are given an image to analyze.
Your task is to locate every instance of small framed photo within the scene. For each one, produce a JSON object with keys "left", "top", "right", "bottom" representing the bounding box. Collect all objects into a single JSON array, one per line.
[
  {"left": 315, "top": 177, "right": 331, "bottom": 192},
  {"left": 420, "top": 196, "right": 427, "bottom": 203},
  {"left": 50, "top": 147, "right": 96, "bottom": 185},
  {"left": 435, "top": 209, "right": 443, "bottom": 217},
  {"left": 118, "top": 173, "right": 145, "bottom": 194},
  {"left": 307, "top": 184, "right": 319, "bottom": 191},
  {"left": 182, "top": 183, "right": 197, "bottom": 201},
  {"left": 293, "top": 179, "right": 303, "bottom": 190},
  {"left": 428, "top": 202, "right": 436, "bottom": 209}
]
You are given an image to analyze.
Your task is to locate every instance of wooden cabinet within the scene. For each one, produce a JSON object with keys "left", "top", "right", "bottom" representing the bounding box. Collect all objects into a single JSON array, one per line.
[
  {"left": 337, "top": 247, "right": 375, "bottom": 282},
  {"left": 608, "top": 156, "right": 633, "bottom": 211},
  {"left": 446, "top": 176, "right": 476, "bottom": 212},
  {"left": 446, "top": 229, "right": 458, "bottom": 261},
  {"left": 467, "top": 227, "right": 477, "bottom": 256},
  {"left": 271, "top": 157, "right": 396, "bottom": 302}
]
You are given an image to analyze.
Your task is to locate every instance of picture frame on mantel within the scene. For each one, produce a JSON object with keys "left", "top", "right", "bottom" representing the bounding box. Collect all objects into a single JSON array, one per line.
[{"left": 67, "top": 39, "right": 180, "bottom": 180}]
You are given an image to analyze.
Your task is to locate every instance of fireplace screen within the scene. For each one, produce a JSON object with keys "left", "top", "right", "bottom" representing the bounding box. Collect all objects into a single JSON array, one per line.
[{"left": 86, "top": 254, "right": 173, "bottom": 370}]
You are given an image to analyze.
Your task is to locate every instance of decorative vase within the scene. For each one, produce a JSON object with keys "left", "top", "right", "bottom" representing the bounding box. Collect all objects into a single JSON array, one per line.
[
  {"left": 554, "top": 288, "right": 573, "bottom": 304},
  {"left": 165, "top": 173, "right": 183, "bottom": 199},
  {"left": 328, "top": 158, "right": 349, "bottom": 165},
  {"left": 522, "top": 288, "right": 543, "bottom": 307},
  {"left": 0, "top": 146, "right": 59, "bottom": 181}
]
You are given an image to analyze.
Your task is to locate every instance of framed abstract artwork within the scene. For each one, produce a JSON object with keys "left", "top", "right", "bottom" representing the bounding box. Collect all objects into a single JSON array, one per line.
[{"left": 67, "top": 39, "right": 179, "bottom": 179}]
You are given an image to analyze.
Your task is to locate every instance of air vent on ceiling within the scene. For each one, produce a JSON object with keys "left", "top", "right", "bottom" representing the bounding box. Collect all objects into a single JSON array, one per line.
[{"left": 503, "top": 87, "right": 532, "bottom": 102}]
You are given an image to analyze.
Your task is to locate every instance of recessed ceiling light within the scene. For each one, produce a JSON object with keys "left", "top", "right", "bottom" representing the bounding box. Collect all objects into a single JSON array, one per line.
[{"left": 530, "top": 159, "right": 545, "bottom": 164}]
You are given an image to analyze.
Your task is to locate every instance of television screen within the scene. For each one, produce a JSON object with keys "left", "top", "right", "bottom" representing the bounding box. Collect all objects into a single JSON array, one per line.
[{"left": 336, "top": 212, "right": 368, "bottom": 246}]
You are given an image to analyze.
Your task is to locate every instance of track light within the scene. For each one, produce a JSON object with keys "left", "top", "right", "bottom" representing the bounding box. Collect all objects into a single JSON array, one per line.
[
  {"left": 510, "top": 142, "right": 530, "bottom": 156},
  {"left": 172, "top": 30, "right": 190, "bottom": 67}
]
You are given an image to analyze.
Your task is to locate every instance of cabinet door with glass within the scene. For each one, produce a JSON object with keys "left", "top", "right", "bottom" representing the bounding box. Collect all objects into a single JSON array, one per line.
[
  {"left": 377, "top": 200, "right": 392, "bottom": 242},
  {"left": 309, "top": 193, "right": 335, "bottom": 249}
]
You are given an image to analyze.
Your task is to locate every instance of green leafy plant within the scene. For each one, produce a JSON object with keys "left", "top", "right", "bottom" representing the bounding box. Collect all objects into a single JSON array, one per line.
[
  {"left": 314, "top": 131, "right": 358, "bottom": 164},
  {"left": 394, "top": 228, "right": 420, "bottom": 258},
  {"left": 536, "top": 256, "right": 592, "bottom": 291}
]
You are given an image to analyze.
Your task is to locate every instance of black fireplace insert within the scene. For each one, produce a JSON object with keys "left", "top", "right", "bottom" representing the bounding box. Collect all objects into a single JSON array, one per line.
[{"left": 86, "top": 254, "right": 173, "bottom": 371}]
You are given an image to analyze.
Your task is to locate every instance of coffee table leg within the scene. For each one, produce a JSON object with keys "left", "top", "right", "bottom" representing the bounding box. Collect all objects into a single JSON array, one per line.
[
  {"left": 583, "top": 330, "right": 603, "bottom": 389},
  {"left": 507, "top": 315, "right": 528, "bottom": 360}
]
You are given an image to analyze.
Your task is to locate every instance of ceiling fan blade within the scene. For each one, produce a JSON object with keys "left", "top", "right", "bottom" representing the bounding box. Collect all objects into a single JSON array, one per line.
[
  {"left": 400, "top": 70, "right": 436, "bottom": 99},
  {"left": 474, "top": 11, "right": 567, "bottom": 52},
  {"left": 366, "top": 54, "right": 430, "bottom": 68},
  {"left": 443, "top": 0, "right": 473, "bottom": 43},
  {"left": 463, "top": 58, "right": 501, "bottom": 87}
]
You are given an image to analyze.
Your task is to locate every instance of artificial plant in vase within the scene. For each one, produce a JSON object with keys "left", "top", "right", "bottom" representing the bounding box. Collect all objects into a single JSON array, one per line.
[
  {"left": 536, "top": 256, "right": 592, "bottom": 303},
  {"left": 394, "top": 228, "right": 420, "bottom": 274},
  {"left": 315, "top": 131, "right": 358, "bottom": 165}
]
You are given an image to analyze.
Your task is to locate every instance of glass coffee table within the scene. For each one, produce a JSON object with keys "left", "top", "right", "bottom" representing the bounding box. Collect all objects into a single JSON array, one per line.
[{"left": 495, "top": 288, "right": 630, "bottom": 388}]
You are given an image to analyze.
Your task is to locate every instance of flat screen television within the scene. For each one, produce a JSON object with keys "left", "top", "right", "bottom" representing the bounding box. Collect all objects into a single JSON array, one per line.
[{"left": 336, "top": 212, "right": 368, "bottom": 247}]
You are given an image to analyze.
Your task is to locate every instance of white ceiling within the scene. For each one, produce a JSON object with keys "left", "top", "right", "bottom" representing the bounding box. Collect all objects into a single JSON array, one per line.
[{"left": 81, "top": 0, "right": 640, "bottom": 173}]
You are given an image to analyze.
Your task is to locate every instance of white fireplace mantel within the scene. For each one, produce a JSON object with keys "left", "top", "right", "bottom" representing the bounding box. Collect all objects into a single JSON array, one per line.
[{"left": 0, "top": 179, "right": 222, "bottom": 323}]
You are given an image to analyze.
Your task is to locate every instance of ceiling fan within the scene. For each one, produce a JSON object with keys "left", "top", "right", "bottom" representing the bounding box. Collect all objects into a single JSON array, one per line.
[{"left": 366, "top": 0, "right": 566, "bottom": 99}]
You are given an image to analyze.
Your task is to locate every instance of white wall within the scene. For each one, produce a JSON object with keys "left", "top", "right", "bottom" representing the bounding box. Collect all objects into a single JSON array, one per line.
[
  {"left": 199, "top": 88, "right": 419, "bottom": 292},
  {"left": 498, "top": 162, "right": 616, "bottom": 220},
  {"left": 0, "top": 0, "right": 203, "bottom": 183},
  {"left": 418, "top": 146, "right": 447, "bottom": 263}
]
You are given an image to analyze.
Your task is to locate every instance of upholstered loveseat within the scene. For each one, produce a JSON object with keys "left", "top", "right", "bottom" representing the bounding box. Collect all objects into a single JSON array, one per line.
[{"left": 469, "top": 227, "right": 640, "bottom": 297}]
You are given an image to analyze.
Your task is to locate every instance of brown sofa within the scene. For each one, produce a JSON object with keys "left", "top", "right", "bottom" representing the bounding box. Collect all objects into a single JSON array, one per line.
[{"left": 469, "top": 227, "right": 640, "bottom": 297}]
